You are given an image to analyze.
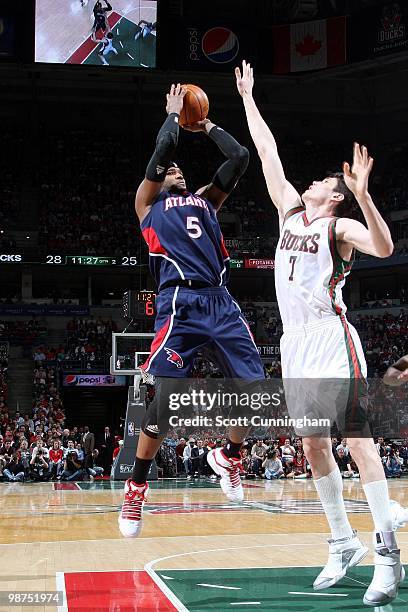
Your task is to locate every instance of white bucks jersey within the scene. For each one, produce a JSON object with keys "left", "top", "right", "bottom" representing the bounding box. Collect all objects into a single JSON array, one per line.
[{"left": 275, "top": 207, "right": 353, "bottom": 330}]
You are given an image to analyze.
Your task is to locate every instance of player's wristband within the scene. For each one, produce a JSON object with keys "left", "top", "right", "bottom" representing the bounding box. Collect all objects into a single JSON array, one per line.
[{"left": 145, "top": 113, "right": 180, "bottom": 182}]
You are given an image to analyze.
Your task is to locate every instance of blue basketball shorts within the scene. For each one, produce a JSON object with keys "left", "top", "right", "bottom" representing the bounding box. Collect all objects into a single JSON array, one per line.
[{"left": 141, "top": 286, "right": 264, "bottom": 379}]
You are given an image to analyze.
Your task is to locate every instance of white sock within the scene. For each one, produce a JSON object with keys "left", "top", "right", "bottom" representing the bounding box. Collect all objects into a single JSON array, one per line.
[
  {"left": 314, "top": 468, "right": 354, "bottom": 541},
  {"left": 363, "top": 480, "right": 393, "bottom": 533}
]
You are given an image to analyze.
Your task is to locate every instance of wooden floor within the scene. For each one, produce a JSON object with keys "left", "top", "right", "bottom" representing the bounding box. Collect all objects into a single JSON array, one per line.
[
  {"left": 35, "top": 0, "right": 157, "bottom": 63},
  {"left": 0, "top": 477, "right": 407, "bottom": 611}
]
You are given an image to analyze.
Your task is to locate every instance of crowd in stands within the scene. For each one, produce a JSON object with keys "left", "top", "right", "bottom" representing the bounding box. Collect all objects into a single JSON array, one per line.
[
  {"left": 0, "top": 320, "right": 48, "bottom": 349},
  {"left": 158, "top": 432, "right": 408, "bottom": 481},
  {"left": 38, "top": 131, "right": 137, "bottom": 257},
  {"left": 348, "top": 310, "right": 408, "bottom": 375},
  {"left": 32, "top": 316, "right": 118, "bottom": 370},
  {"left": 0, "top": 421, "right": 109, "bottom": 483}
]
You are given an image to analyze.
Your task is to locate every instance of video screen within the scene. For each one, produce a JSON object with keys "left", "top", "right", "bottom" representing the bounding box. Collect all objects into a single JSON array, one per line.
[{"left": 35, "top": 1, "right": 157, "bottom": 67}]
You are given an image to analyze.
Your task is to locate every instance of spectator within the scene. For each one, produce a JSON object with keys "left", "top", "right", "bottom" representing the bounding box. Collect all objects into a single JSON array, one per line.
[
  {"left": 48, "top": 440, "right": 64, "bottom": 479},
  {"left": 383, "top": 448, "right": 403, "bottom": 478},
  {"left": 99, "top": 425, "right": 114, "bottom": 472},
  {"left": 82, "top": 425, "right": 95, "bottom": 468},
  {"left": 75, "top": 442, "right": 85, "bottom": 462},
  {"left": 287, "top": 450, "right": 307, "bottom": 478},
  {"left": 18, "top": 439, "right": 31, "bottom": 478},
  {"left": 335, "top": 447, "right": 355, "bottom": 478},
  {"left": 112, "top": 439, "right": 122, "bottom": 462},
  {"left": 336, "top": 438, "right": 350, "bottom": 457},
  {"left": 399, "top": 439, "right": 408, "bottom": 467},
  {"left": 280, "top": 438, "right": 295, "bottom": 466},
  {"left": 175, "top": 437, "right": 186, "bottom": 474},
  {"left": 30, "top": 438, "right": 49, "bottom": 460},
  {"left": 262, "top": 450, "right": 284, "bottom": 480},
  {"left": 193, "top": 439, "right": 207, "bottom": 477},
  {"left": 3, "top": 452, "right": 25, "bottom": 482},
  {"left": 63, "top": 439, "right": 77, "bottom": 458},
  {"left": 87, "top": 449, "right": 104, "bottom": 480},
  {"left": 182, "top": 438, "right": 197, "bottom": 479},
  {"left": 30, "top": 447, "right": 50, "bottom": 481},
  {"left": 0, "top": 439, "right": 14, "bottom": 457},
  {"left": 60, "top": 450, "right": 85, "bottom": 481},
  {"left": 241, "top": 447, "right": 255, "bottom": 479},
  {"left": 375, "top": 437, "right": 387, "bottom": 458},
  {"left": 251, "top": 439, "right": 269, "bottom": 476}
]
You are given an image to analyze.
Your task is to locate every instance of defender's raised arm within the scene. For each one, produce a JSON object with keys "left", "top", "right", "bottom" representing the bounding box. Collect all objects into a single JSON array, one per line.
[{"left": 235, "top": 60, "right": 301, "bottom": 222}]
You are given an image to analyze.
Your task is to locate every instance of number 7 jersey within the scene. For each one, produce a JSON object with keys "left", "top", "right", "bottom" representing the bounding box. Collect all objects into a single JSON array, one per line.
[
  {"left": 140, "top": 190, "right": 230, "bottom": 290},
  {"left": 275, "top": 207, "right": 353, "bottom": 330}
]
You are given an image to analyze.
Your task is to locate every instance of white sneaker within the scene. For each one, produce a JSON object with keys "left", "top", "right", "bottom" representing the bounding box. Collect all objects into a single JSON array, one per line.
[
  {"left": 363, "top": 531, "right": 405, "bottom": 606},
  {"left": 207, "top": 448, "right": 244, "bottom": 503},
  {"left": 118, "top": 479, "right": 149, "bottom": 538},
  {"left": 313, "top": 530, "right": 369, "bottom": 590},
  {"left": 390, "top": 499, "right": 408, "bottom": 530}
]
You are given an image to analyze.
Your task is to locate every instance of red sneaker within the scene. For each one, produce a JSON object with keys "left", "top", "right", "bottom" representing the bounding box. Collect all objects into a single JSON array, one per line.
[
  {"left": 207, "top": 448, "right": 244, "bottom": 502},
  {"left": 118, "top": 479, "right": 149, "bottom": 538}
]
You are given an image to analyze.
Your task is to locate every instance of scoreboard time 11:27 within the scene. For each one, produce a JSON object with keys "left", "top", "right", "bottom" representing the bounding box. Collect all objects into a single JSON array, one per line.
[{"left": 0, "top": 254, "right": 138, "bottom": 266}]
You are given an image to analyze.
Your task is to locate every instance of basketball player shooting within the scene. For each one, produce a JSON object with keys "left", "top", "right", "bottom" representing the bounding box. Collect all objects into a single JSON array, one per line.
[
  {"left": 118, "top": 83, "right": 264, "bottom": 539},
  {"left": 91, "top": 0, "right": 112, "bottom": 42},
  {"left": 236, "top": 60, "right": 406, "bottom": 606}
]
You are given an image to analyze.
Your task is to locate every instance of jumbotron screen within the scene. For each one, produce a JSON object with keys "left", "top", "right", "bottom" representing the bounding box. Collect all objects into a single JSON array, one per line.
[{"left": 35, "top": 0, "right": 157, "bottom": 67}]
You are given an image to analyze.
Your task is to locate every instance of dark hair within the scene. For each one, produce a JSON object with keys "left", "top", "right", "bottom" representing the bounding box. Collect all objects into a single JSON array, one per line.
[
  {"left": 327, "top": 172, "right": 357, "bottom": 218},
  {"left": 107, "top": 33, "right": 114, "bottom": 39}
]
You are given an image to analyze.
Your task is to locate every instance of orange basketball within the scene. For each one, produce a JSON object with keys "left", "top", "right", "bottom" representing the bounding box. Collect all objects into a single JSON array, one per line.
[{"left": 179, "top": 84, "right": 209, "bottom": 127}]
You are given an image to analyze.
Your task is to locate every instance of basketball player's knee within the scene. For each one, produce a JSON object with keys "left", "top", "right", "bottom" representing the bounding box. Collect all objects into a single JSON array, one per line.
[
  {"left": 141, "top": 405, "right": 162, "bottom": 439},
  {"left": 347, "top": 437, "right": 374, "bottom": 460},
  {"left": 141, "top": 377, "right": 178, "bottom": 439},
  {"left": 302, "top": 437, "right": 331, "bottom": 462}
]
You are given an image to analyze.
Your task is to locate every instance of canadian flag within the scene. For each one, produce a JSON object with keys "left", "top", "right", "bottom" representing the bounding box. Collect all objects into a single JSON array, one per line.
[{"left": 272, "top": 17, "right": 346, "bottom": 73}]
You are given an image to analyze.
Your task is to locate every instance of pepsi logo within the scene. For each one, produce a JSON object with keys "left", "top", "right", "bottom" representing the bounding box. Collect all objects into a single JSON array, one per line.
[
  {"left": 202, "top": 27, "right": 239, "bottom": 64},
  {"left": 65, "top": 375, "right": 78, "bottom": 386}
]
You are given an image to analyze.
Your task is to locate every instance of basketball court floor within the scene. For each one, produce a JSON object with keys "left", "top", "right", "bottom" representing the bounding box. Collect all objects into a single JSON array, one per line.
[
  {"left": 35, "top": 0, "right": 157, "bottom": 66},
  {"left": 1, "top": 477, "right": 407, "bottom": 611}
]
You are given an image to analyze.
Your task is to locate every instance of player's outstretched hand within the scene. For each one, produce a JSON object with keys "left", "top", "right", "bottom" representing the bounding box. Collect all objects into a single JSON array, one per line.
[
  {"left": 235, "top": 60, "right": 254, "bottom": 98},
  {"left": 166, "top": 83, "right": 187, "bottom": 116},
  {"left": 182, "top": 119, "right": 213, "bottom": 133},
  {"left": 343, "top": 142, "right": 374, "bottom": 199},
  {"left": 384, "top": 358, "right": 408, "bottom": 386}
]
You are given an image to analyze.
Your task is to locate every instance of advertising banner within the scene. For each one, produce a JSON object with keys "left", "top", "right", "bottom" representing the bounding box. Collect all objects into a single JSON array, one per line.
[
  {"left": 244, "top": 258, "right": 275, "bottom": 270},
  {"left": 350, "top": 2, "right": 408, "bottom": 61},
  {"left": 179, "top": 23, "right": 255, "bottom": 72},
  {"left": 63, "top": 374, "right": 127, "bottom": 387},
  {"left": 257, "top": 345, "right": 281, "bottom": 358}
]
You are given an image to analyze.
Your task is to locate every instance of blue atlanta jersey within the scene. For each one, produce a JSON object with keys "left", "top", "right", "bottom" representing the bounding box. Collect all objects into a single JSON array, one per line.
[{"left": 140, "top": 190, "right": 230, "bottom": 290}]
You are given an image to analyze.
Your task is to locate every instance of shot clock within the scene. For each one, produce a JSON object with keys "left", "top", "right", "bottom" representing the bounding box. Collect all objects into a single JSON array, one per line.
[{"left": 123, "top": 290, "right": 156, "bottom": 321}]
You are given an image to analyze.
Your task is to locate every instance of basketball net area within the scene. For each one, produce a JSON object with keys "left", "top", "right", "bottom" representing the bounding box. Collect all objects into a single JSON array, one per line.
[
  {"left": 110, "top": 332, "right": 154, "bottom": 398},
  {"left": 110, "top": 332, "right": 157, "bottom": 479}
]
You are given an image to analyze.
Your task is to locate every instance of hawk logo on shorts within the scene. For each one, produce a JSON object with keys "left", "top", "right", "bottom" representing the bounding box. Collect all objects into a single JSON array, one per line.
[{"left": 164, "top": 347, "right": 184, "bottom": 369}]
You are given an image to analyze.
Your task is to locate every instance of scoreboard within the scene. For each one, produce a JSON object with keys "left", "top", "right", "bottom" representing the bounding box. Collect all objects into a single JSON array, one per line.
[{"left": 0, "top": 254, "right": 138, "bottom": 267}]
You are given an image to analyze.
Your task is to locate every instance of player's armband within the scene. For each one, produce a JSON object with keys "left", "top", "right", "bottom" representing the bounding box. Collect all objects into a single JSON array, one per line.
[
  {"left": 208, "top": 126, "right": 249, "bottom": 193},
  {"left": 145, "top": 113, "right": 180, "bottom": 182}
]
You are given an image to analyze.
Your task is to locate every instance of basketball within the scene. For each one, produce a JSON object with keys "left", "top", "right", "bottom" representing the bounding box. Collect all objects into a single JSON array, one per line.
[{"left": 179, "top": 84, "right": 209, "bottom": 127}]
